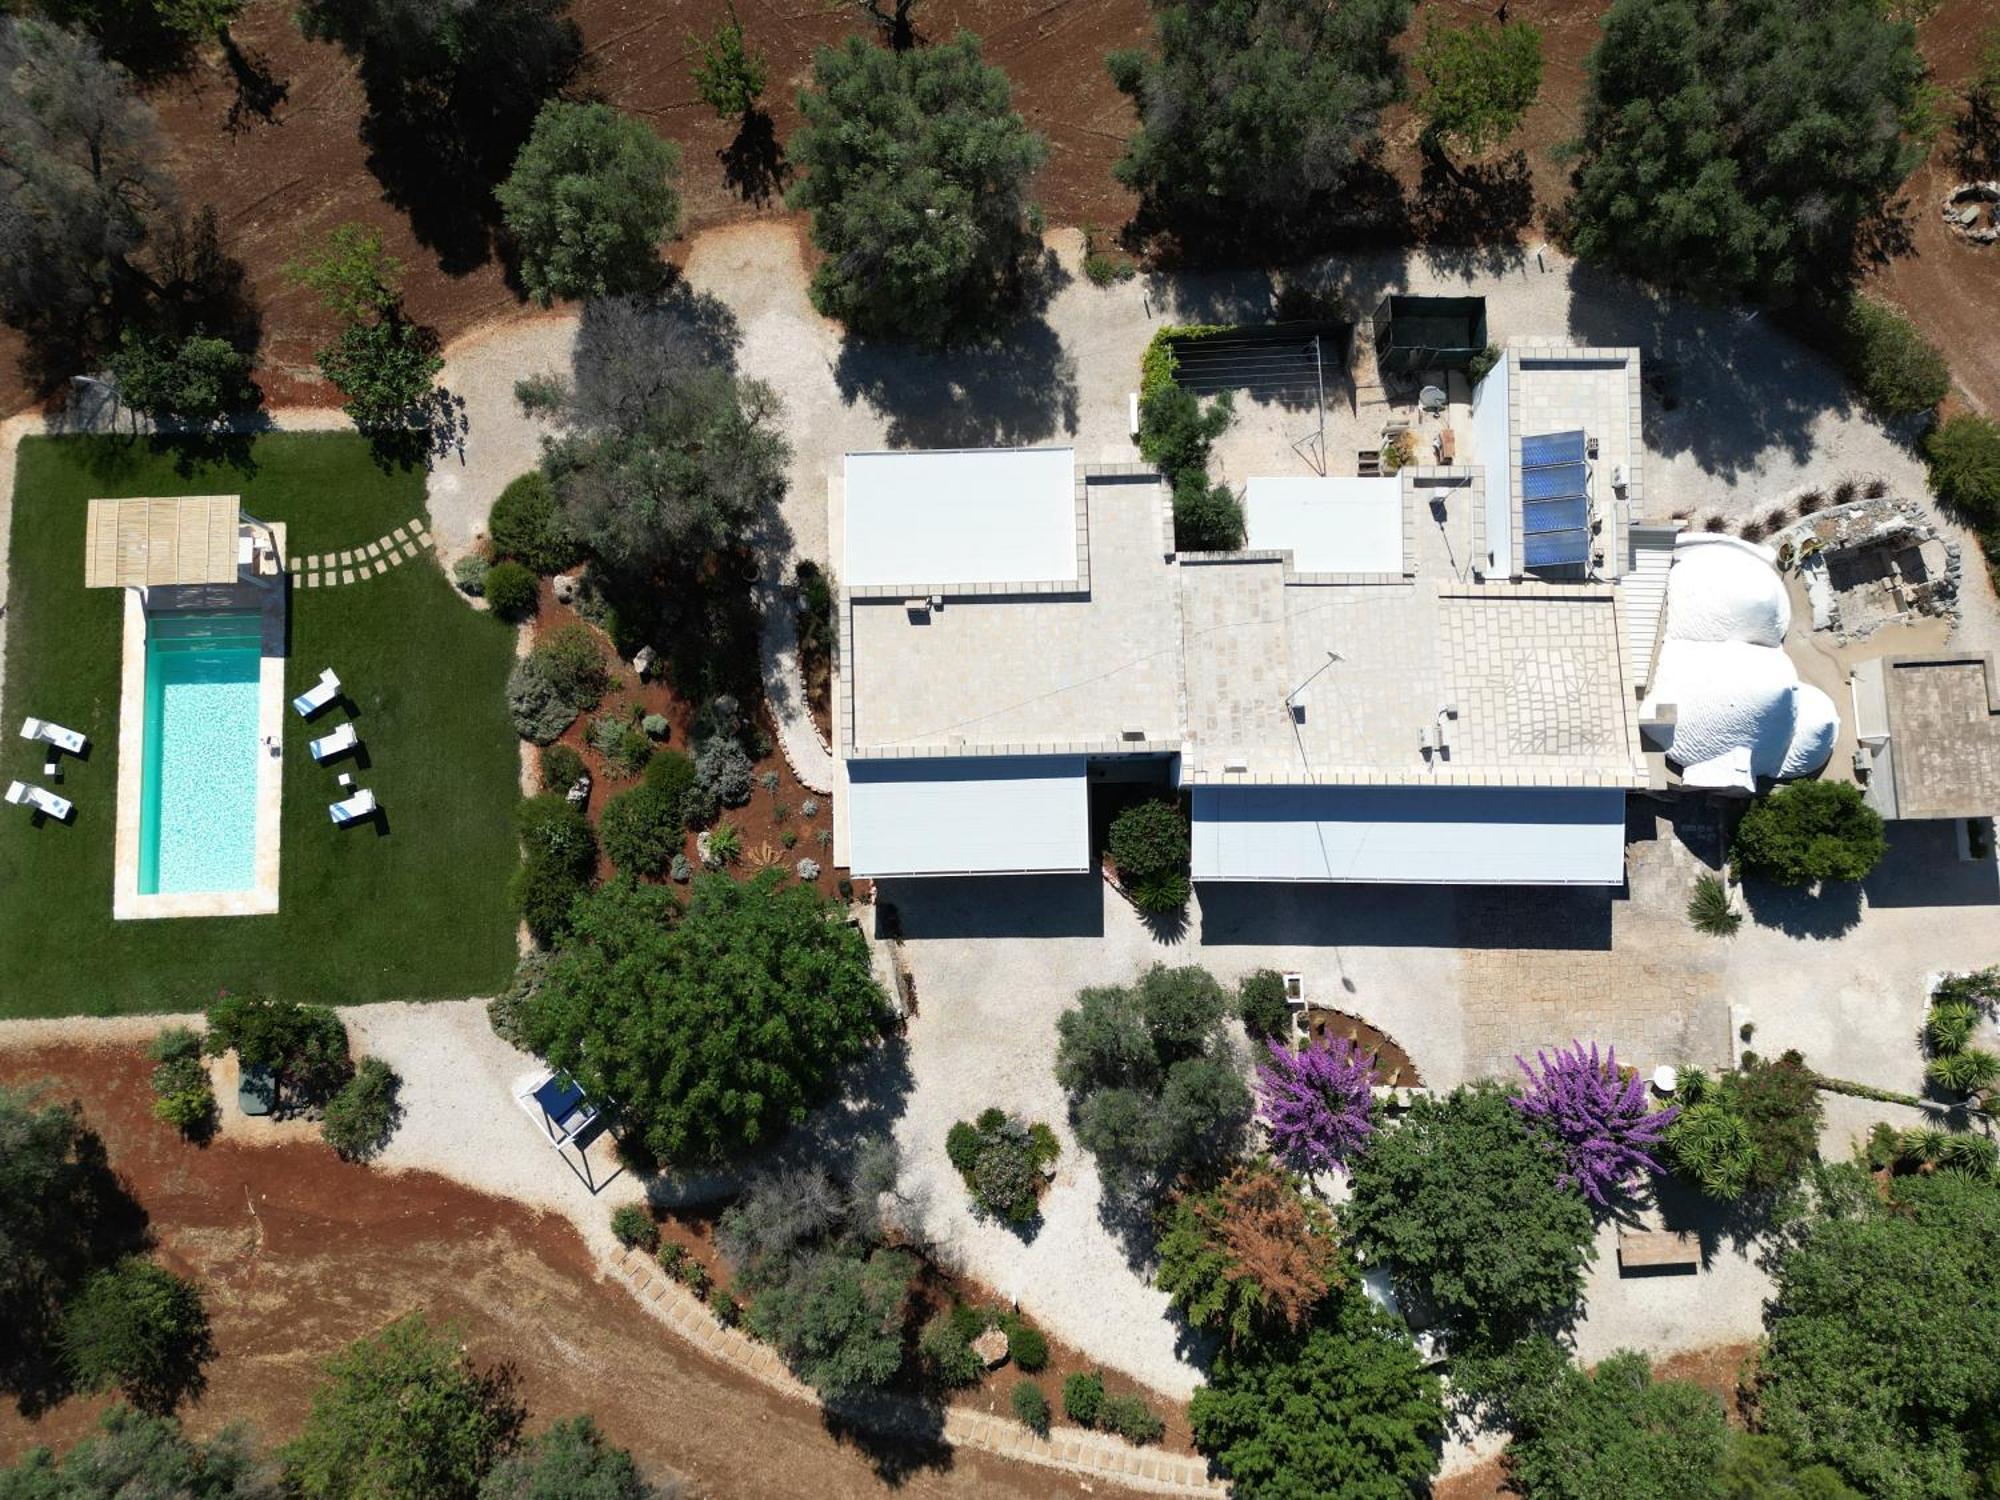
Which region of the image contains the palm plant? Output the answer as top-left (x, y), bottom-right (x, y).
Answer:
top-left (703, 821), bottom-right (742, 869)
top-left (1687, 874), bottom-right (1740, 937)
top-left (1937, 1132), bottom-right (1999, 1178)
top-left (1665, 1100), bottom-right (1755, 1199)
top-left (1926, 1048), bottom-right (2000, 1097)
top-left (1926, 999), bottom-right (1980, 1055)
top-left (1897, 1125), bottom-right (1952, 1168)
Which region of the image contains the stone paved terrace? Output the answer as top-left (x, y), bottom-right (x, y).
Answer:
top-left (1881, 655), bottom-right (2000, 819)
top-left (844, 471), bottom-right (1182, 755)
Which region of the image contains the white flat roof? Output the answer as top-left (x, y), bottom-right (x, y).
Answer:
top-left (843, 448), bottom-right (1078, 588)
top-left (1245, 477), bottom-right (1403, 573)
top-left (1190, 785), bottom-right (1627, 884)
top-left (845, 756), bottom-right (1088, 876)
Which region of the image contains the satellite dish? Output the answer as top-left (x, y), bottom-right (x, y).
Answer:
top-left (1418, 385), bottom-right (1447, 413)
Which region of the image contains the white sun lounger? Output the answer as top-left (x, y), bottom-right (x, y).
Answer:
top-left (309, 722), bottom-right (359, 763)
top-left (292, 668), bottom-right (341, 719)
top-left (18, 718), bottom-right (87, 755)
top-left (329, 788), bottom-right (376, 825)
top-left (5, 780), bottom-right (73, 821)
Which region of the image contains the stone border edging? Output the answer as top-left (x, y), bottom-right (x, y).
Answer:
top-left (607, 1249), bottom-right (1228, 1497)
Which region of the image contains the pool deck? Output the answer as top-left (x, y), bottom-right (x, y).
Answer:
top-left (112, 527), bottom-right (287, 921)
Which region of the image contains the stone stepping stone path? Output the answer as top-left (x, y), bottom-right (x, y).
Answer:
top-left (287, 517), bottom-right (435, 589)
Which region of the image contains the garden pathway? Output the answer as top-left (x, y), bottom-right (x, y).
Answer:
top-left (287, 515), bottom-right (436, 588)
top-left (758, 573), bottom-right (836, 795)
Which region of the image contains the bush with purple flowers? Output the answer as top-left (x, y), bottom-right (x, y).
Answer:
top-left (1513, 1040), bottom-right (1676, 1206)
top-left (1255, 1036), bottom-right (1378, 1175)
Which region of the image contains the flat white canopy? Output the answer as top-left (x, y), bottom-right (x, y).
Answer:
top-left (1191, 784), bottom-right (1627, 885)
top-left (846, 755), bottom-right (1088, 877)
top-left (844, 448), bottom-right (1077, 588)
top-left (1245, 476), bottom-right (1402, 573)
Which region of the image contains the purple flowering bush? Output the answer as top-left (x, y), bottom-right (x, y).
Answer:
top-left (1513, 1040), bottom-right (1677, 1206)
top-left (1255, 1036), bottom-right (1378, 1174)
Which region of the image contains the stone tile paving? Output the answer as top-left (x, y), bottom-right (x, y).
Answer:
top-left (297, 516), bottom-right (434, 588)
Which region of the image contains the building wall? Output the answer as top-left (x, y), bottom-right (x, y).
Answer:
top-left (1471, 356), bottom-right (1512, 577)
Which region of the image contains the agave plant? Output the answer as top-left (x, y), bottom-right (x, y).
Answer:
top-left (1514, 1041), bottom-right (1678, 1206)
top-left (1926, 999), bottom-right (1980, 1055)
top-left (1687, 875), bottom-right (1741, 937)
top-left (1255, 1036), bottom-right (1378, 1176)
top-left (1927, 1048), bottom-right (2000, 1097)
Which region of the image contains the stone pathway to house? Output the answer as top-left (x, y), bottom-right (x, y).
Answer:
top-left (287, 516), bottom-right (436, 588)
top-left (758, 575), bottom-right (836, 795)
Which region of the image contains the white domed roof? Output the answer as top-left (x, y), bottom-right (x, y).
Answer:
top-left (1661, 537), bottom-right (1790, 647)
top-left (1649, 641), bottom-right (1836, 780)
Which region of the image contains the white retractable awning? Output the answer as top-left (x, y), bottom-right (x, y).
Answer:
top-left (1192, 784), bottom-right (1628, 885)
top-left (847, 755), bottom-right (1089, 877)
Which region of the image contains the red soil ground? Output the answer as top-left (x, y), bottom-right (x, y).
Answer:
top-left (0, 1039), bottom-right (1143, 1499)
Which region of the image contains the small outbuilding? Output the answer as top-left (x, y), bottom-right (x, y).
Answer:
top-left (1371, 295), bottom-right (1488, 376)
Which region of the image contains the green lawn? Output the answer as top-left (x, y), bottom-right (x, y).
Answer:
top-left (0, 433), bottom-right (520, 1017)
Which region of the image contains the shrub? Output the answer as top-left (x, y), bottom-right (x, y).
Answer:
top-left (452, 553), bottom-right (489, 596)
top-left (610, 1204), bottom-right (658, 1252)
top-left (1100, 1392), bottom-right (1164, 1446)
top-left (1733, 780), bottom-right (1887, 886)
top-left (482, 560), bottom-right (539, 620)
top-left (1687, 873), bottom-right (1740, 936)
top-left (1108, 799), bottom-right (1190, 913)
top-left (641, 713), bottom-right (669, 740)
top-left (1512, 1040), bottom-right (1676, 1206)
top-left (1666, 1053), bottom-right (1822, 1199)
top-left (919, 1312), bottom-right (985, 1388)
top-left (1189, 1289), bottom-right (1444, 1500)
top-left (589, 715), bottom-right (653, 778)
top-left (316, 316), bottom-right (444, 431)
top-left (1414, 19), bottom-right (1543, 157)
top-left (1055, 964), bottom-right (1250, 1195)
top-left (745, 1245), bottom-right (917, 1398)
top-left (1926, 998), bottom-right (1980, 1055)
top-left (1664, 1098), bottom-right (1758, 1200)
top-left (0, 1407), bottom-right (268, 1496)
top-left (945, 1120), bottom-right (982, 1174)
top-left (1837, 296), bottom-right (1950, 417)
top-left (709, 1286), bottom-right (741, 1326)
top-left (1172, 472), bottom-right (1244, 551)
top-left (1156, 1162), bottom-right (1338, 1345)
top-left (507, 626), bottom-right (607, 744)
top-left (148, 1027), bottom-right (215, 1137)
top-left (1011, 1377), bottom-right (1050, 1434)
top-left (1063, 1371), bottom-right (1104, 1426)
top-left (1006, 1320), bottom-right (1048, 1371)
top-left (488, 471), bottom-right (582, 574)
top-left (515, 874), bottom-right (888, 1166)
top-left (690, 3), bottom-right (767, 119)
top-left (1138, 382), bottom-right (1234, 482)
top-left (477, 1414), bottom-right (649, 1500)
top-left (321, 1059), bottom-right (402, 1163)
top-left (1237, 970), bottom-right (1292, 1042)
top-left (1256, 1036), bottom-right (1378, 1175)
top-left (1927, 413), bottom-right (2000, 525)
top-left (669, 853), bottom-right (692, 883)
top-left (693, 736), bottom-right (753, 810)
top-left (540, 742), bottom-right (585, 795)
top-left (796, 857), bottom-right (820, 881)
top-left (600, 782), bottom-right (682, 878)
top-left (947, 1110), bottom-right (1058, 1222)
top-left (511, 794), bottom-right (598, 945)
top-left (1344, 1082), bottom-right (1594, 1345)
top-left (702, 821), bottom-right (741, 869)
top-left (58, 1259), bottom-right (212, 1412)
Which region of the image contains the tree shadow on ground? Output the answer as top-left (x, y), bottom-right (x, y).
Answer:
top-left (820, 1397), bottom-right (952, 1487)
top-left (831, 313), bottom-right (1080, 449)
top-left (1407, 150), bottom-right (1535, 280)
top-left (1125, 150), bottom-right (1411, 277)
top-left (1563, 260), bottom-right (1846, 482)
top-left (0, 1104), bottom-right (153, 1417)
top-left (720, 109), bottom-right (790, 207)
top-left (1863, 818), bottom-right (2000, 907)
top-left (872, 876), bottom-right (1105, 941)
top-left (1650, 1171), bottom-right (1781, 1265)
top-left (1953, 95), bottom-right (2000, 181)
top-left (221, 32), bottom-right (289, 134)
top-left (1740, 876), bottom-right (1864, 940)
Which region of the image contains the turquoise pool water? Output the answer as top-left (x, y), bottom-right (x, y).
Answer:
top-left (138, 612), bottom-right (262, 896)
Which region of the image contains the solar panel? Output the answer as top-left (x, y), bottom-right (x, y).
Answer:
top-left (1522, 461), bottom-right (1589, 503)
top-left (1521, 429), bottom-right (1587, 468)
top-left (1520, 430), bottom-right (1592, 574)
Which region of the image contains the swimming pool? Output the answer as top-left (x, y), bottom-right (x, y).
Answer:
top-left (138, 612), bottom-right (263, 896)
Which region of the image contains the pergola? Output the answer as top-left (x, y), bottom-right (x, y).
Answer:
top-left (82, 495), bottom-right (243, 589)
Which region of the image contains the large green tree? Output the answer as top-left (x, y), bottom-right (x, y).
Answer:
top-left (105, 328), bottom-right (256, 426)
top-left (1566, 0), bottom-right (1927, 300)
top-left (0, 1405), bottom-right (275, 1498)
top-left (1106, 0), bottom-right (1409, 235)
top-left (1342, 1082), bottom-right (1594, 1345)
top-left (57, 1258), bottom-right (213, 1414)
top-left (1732, 780), bottom-right (1887, 886)
top-left (789, 32), bottom-right (1047, 344)
top-left (283, 1314), bottom-right (523, 1500)
top-left (497, 101), bottom-right (681, 306)
top-left (1755, 1169), bottom-right (2000, 1499)
top-left (1188, 1290), bottom-right (1442, 1500)
top-left (518, 873), bottom-right (889, 1167)
top-left (1505, 1350), bottom-right (1729, 1500)
top-left (518, 296), bottom-right (789, 579)
top-left (1053, 964), bottom-right (1250, 1195)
